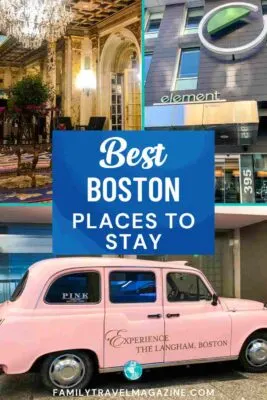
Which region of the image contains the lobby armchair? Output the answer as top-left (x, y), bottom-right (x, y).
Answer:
top-left (55, 117), bottom-right (73, 131)
top-left (76, 117), bottom-right (106, 131)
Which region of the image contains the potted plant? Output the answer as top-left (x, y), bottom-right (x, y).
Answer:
top-left (8, 75), bottom-right (54, 144)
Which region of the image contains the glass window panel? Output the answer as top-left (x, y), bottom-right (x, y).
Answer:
top-left (262, 0), bottom-right (267, 14)
top-left (147, 19), bottom-right (161, 32)
top-left (150, 12), bottom-right (163, 20)
top-left (188, 8), bottom-right (204, 18)
top-left (175, 77), bottom-right (198, 90)
top-left (254, 154), bottom-right (267, 170)
top-left (184, 8), bottom-right (203, 33)
top-left (116, 86), bottom-right (122, 95)
top-left (175, 78), bottom-right (197, 90)
top-left (110, 271), bottom-right (156, 303)
top-left (0, 234), bottom-right (52, 254)
top-left (145, 53), bottom-right (153, 80)
top-left (215, 157), bottom-right (240, 203)
top-left (199, 279), bottom-right (212, 300)
top-left (254, 154), bottom-right (267, 202)
top-left (8, 225), bottom-right (52, 235)
top-left (167, 272), bottom-right (211, 302)
top-left (45, 272), bottom-right (100, 304)
top-left (178, 49), bottom-right (200, 78)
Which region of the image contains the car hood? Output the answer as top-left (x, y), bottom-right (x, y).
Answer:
top-left (221, 297), bottom-right (265, 311)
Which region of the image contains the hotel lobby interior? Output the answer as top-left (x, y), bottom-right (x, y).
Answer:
top-left (0, 0), bottom-right (141, 202)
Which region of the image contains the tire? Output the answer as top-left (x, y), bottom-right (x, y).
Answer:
top-left (40, 350), bottom-right (94, 392)
top-left (239, 332), bottom-right (267, 373)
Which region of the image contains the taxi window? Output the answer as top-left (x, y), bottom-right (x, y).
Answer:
top-left (10, 271), bottom-right (29, 302)
top-left (45, 272), bottom-right (100, 304)
top-left (167, 272), bottom-right (212, 302)
top-left (109, 271), bottom-right (156, 303)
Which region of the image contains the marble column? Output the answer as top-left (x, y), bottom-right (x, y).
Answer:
top-left (80, 37), bottom-right (93, 126)
top-left (63, 36), bottom-right (72, 118)
top-left (40, 58), bottom-right (47, 84)
top-left (71, 36), bottom-right (82, 127)
top-left (4, 68), bottom-right (12, 89)
top-left (18, 67), bottom-right (26, 81)
top-left (47, 40), bottom-right (57, 107)
top-left (46, 41), bottom-right (57, 139)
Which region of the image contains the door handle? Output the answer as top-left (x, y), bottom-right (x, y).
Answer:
top-left (147, 314), bottom-right (162, 319)
top-left (166, 313), bottom-right (180, 318)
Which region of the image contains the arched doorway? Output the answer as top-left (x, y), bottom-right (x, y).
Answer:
top-left (99, 29), bottom-right (141, 130)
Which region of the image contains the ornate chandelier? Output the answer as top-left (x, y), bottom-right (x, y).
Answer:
top-left (0, 0), bottom-right (73, 49)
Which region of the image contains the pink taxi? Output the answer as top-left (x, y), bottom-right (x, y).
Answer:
top-left (0, 257), bottom-right (267, 391)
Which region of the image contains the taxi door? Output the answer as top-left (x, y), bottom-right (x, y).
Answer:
top-left (163, 268), bottom-right (232, 363)
top-left (104, 267), bottom-right (164, 368)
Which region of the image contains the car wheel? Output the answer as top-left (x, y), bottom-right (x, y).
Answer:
top-left (239, 332), bottom-right (267, 372)
top-left (41, 351), bottom-right (94, 391)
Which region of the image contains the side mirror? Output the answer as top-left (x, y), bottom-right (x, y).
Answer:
top-left (211, 293), bottom-right (218, 306)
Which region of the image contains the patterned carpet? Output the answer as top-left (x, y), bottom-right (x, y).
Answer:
top-left (0, 150), bottom-right (52, 203)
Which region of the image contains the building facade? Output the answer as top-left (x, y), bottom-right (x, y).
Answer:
top-left (0, 206), bottom-right (52, 302)
top-left (145, 0), bottom-right (267, 203)
top-left (1, 206), bottom-right (267, 304)
top-left (140, 206), bottom-right (267, 303)
top-left (143, 0), bottom-right (267, 303)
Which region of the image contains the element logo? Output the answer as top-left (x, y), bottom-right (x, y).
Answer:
top-left (198, 2), bottom-right (267, 56)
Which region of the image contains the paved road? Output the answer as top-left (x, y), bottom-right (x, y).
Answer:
top-left (0, 362), bottom-right (267, 400)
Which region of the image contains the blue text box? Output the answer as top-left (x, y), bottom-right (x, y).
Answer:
top-left (53, 130), bottom-right (214, 255)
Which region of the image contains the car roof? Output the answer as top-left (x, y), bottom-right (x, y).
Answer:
top-left (29, 257), bottom-right (199, 276)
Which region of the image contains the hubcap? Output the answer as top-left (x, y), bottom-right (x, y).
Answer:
top-left (246, 339), bottom-right (267, 367)
top-left (49, 354), bottom-right (86, 389)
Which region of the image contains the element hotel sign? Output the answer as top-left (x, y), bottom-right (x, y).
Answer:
top-left (160, 91), bottom-right (221, 104)
top-left (198, 2), bottom-right (267, 56)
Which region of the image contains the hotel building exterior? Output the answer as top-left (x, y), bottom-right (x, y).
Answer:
top-left (143, 0), bottom-right (267, 302)
top-left (145, 0), bottom-right (267, 204)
